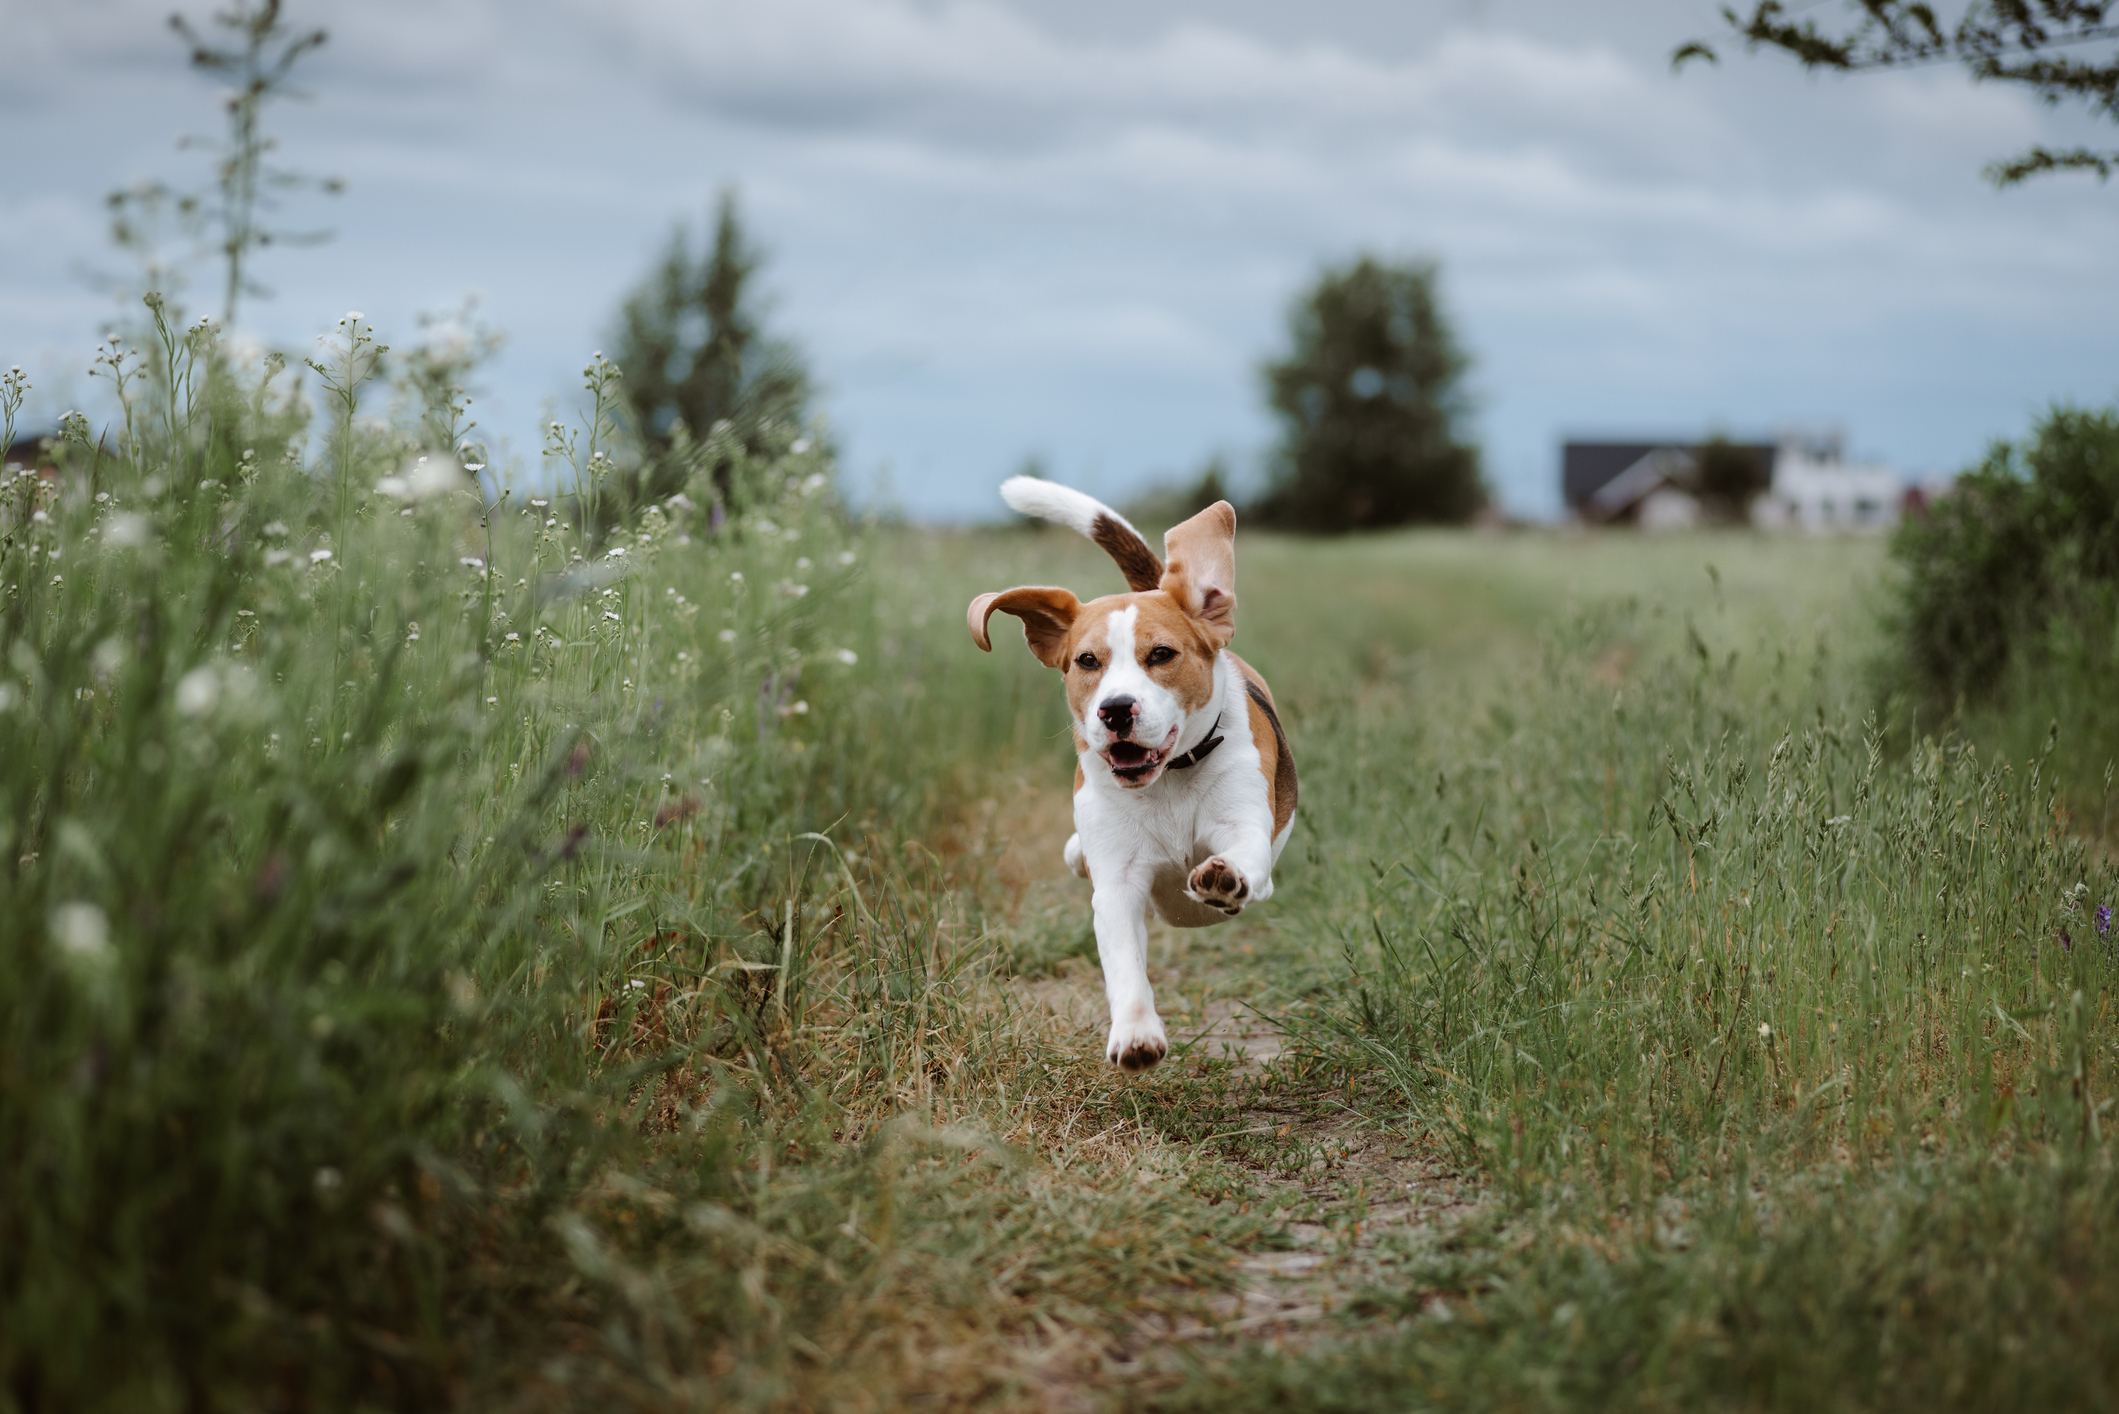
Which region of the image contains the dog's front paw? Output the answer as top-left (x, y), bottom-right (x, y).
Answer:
top-left (1185, 855), bottom-right (1250, 916)
top-left (1106, 1013), bottom-right (1169, 1072)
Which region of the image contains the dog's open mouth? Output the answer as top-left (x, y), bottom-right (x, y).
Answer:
top-left (1104, 736), bottom-right (1171, 785)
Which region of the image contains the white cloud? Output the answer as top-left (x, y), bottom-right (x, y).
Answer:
top-left (590, 0), bottom-right (1717, 166)
top-left (2, 0), bottom-right (2116, 517)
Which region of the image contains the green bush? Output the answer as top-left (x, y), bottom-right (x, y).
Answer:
top-left (1887, 404), bottom-right (2119, 829)
top-left (1893, 404), bottom-right (2119, 707)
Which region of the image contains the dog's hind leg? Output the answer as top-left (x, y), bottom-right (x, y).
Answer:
top-left (1063, 833), bottom-right (1090, 879)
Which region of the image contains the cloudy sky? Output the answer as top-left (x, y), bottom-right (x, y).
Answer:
top-left (6, 0), bottom-right (2118, 518)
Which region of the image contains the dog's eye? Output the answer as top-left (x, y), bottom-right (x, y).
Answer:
top-left (1074, 653), bottom-right (1099, 671)
top-left (1145, 645), bottom-right (1177, 667)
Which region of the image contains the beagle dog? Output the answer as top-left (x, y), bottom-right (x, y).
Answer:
top-left (969, 477), bottom-right (1297, 1071)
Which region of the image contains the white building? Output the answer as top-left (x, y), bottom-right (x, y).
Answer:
top-left (1751, 431), bottom-right (1904, 533)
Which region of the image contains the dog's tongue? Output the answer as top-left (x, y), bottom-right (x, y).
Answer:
top-left (1108, 740), bottom-right (1151, 766)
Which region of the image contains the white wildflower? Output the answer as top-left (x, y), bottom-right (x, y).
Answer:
top-left (103, 512), bottom-right (150, 548)
top-left (718, 629), bottom-right (737, 644)
top-left (308, 548), bottom-right (333, 565)
top-left (833, 648), bottom-right (858, 666)
top-left (51, 902), bottom-right (111, 959)
top-left (175, 666), bottom-right (219, 716)
top-left (375, 453), bottom-right (467, 505)
top-left (405, 454), bottom-right (465, 501)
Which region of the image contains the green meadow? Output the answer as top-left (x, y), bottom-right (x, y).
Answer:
top-left (5, 325), bottom-right (2117, 1413)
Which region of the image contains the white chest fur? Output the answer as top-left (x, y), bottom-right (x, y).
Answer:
top-left (1069, 653), bottom-right (1278, 926)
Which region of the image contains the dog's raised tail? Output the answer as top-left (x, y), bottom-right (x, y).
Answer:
top-left (999, 475), bottom-right (1163, 592)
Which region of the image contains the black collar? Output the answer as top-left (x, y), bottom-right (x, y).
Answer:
top-left (1166, 713), bottom-right (1225, 771)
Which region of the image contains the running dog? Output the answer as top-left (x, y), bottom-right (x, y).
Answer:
top-left (968, 477), bottom-right (1296, 1071)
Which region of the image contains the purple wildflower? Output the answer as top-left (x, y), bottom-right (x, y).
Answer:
top-left (2098, 904), bottom-right (2112, 939)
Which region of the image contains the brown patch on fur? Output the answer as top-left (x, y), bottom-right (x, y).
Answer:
top-left (1242, 678), bottom-right (1298, 837)
top-left (1092, 513), bottom-right (1164, 592)
top-left (968, 586), bottom-right (1082, 668)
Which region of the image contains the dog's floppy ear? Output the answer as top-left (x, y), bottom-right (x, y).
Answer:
top-left (968, 586), bottom-right (1082, 669)
top-left (1160, 501), bottom-right (1237, 645)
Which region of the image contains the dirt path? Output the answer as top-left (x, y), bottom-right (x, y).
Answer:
top-left (967, 772), bottom-right (1481, 1408)
top-left (1015, 963), bottom-right (1482, 1410)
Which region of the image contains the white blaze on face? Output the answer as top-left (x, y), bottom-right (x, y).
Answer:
top-left (1084, 604), bottom-right (1184, 755)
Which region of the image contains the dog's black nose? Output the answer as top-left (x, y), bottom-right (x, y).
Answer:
top-left (1098, 695), bottom-right (1138, 735)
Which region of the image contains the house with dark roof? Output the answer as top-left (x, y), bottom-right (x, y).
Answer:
top-left (1561, 439), bottom-right (1775, 527)
top-left (1565, 434), bottom-right (1907, 531)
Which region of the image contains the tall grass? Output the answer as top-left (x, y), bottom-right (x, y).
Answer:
top-left (0, 302), bottom-right (1253, 1411)
top-left (1154, 579), bottom-right (2119, 1410)
top-left (14, 296), bottom-right (2115, 1410)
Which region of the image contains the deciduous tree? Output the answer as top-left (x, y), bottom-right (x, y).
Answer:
top-left (1255, 256), bottom-right (1483, 531)
top-left (1677, 2), bottom-right (2119, 185)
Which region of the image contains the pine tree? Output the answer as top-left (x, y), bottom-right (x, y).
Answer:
top-left (1256, 256), bottom-right (1483, 531)
top-left (609, 189), bottom-right (810, 510)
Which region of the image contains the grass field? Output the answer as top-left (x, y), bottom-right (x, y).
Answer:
top-left (6, 326), bottom-right (2118, 1411)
